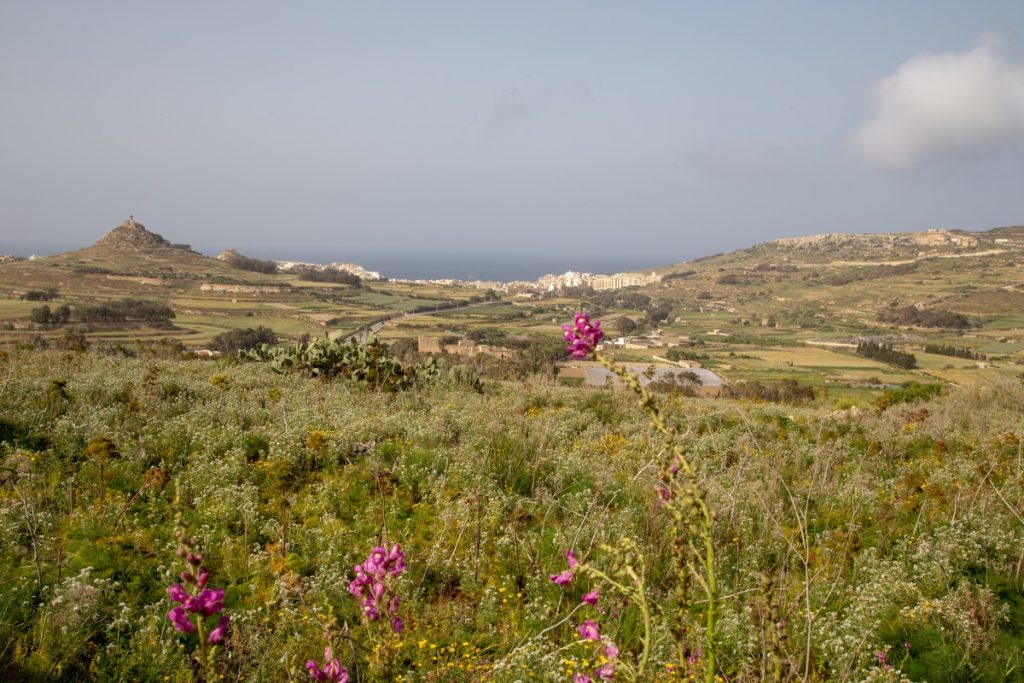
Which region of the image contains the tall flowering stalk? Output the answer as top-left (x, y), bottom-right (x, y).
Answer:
top-left (347, 543), bottom-right (406, 676)
top-left (564, 311), bottom-right (718, 682)
top-left (166, 529), bottom-right (229, 681)
top-left (348, 543), bottom-right (406, 632)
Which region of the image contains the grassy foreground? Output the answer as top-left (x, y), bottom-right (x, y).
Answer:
top-left (0, 348), bottom-right (1022, 681)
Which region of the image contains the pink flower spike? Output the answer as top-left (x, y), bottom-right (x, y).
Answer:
top-left (578, 619), bottom-right (600, 641)
top-left (550, 570), bottom-right (574, 586)
top-left (605, 643), bottom-right (620, 658)
top-left (563, 311), bottom-right (604, 359)
top-left (595, 662), bottom-right (615, 680)
top-left (582, 588), bottom-right (600, 605)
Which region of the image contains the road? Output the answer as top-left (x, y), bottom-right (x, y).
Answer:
top-left (341, 300), bottom-right (501, 343)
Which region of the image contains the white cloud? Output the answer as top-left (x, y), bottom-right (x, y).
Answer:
top-left (852, 41), bottom-right (1024, 169)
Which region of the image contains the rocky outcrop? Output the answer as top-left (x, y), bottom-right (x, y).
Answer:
top-left (199, 283), bottom-right (284, 294)
top-left (93, 218), bottom-right (195, 253)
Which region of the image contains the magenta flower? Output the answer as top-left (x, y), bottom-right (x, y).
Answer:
top-left (167, 584), bottom-right (190, 604)
top-left (207, 615), bottom-right (229, 644)
top-left (582, 588), bottom-right (600, 605)
top-left (168, 606), bottom-right (196, 633)
top-left (549, 569), bottom-right (574, 586)
top-left (391, 616), bottom-right (405, 633)
top-left (550, 548), bottom-right (581, 585)
top-left (605, 643), bottom-right (620, 658)
top-left (195, 588), bottom-right (225, 617)
top-left (563, 311), bottom-right (605, 359)
top-left (595, 662), bottom-right (615, 680)
top-left (306, 646), bottom-right (348, 682)
top-left (578, 619), bottom-right (600, 641)
top-left (574, 675), bottom-right (593, 683)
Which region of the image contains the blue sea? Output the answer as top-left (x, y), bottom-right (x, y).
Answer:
top-left (20, 239), bottom-right (693, 282)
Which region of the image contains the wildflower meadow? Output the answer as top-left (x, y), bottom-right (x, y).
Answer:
top-left (0, 315), bottom-right (1022, 681)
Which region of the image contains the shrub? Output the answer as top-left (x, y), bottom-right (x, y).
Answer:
top-left (209, 326), bottom-right (278, 353)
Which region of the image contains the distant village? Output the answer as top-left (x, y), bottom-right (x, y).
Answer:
top-left (276, 259), bottom-right (664, 293)
top-left (383, 268), bottom-right (662, 293)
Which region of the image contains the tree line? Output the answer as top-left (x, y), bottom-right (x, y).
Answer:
top-left (223, 253), bottom-right (278, 274)
top-left (878, 304), bottom-right (971, 329)
top-left (856, 340), bottom-right (917, 369)
top-left (31, 299), bottom-right (175, 326)
top-left (923, 344), bottom-right (986, 361)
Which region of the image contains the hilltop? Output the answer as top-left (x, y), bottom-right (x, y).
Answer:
top-left (91, 217), bottom-right (192, 252)
top-left (48, 218), bottom-right (244, 278)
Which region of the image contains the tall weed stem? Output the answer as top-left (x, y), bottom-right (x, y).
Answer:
top-left (596, 352), bottom-right (718, 682)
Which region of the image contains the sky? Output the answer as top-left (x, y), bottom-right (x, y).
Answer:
top-left (2, 1), bottom-right (1024, 278)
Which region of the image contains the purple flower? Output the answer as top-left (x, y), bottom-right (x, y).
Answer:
top-left (196, 568), bottom-right (210, 589)
top-left (391, 616), bottom-right (405, 633)
top-left (563, 312), bottom-right (605, 359)
top-left (368, 547), bottom-right (388, 572)
top-left (550, 548), bottom-right (580, 585)
top-left (207, 615), bottom-right (229, 644)
top-left (605, 643), bottom-right (620, 658)
top-left (582, 588), bottom-right (600, 605)
top-left (167, 584), bottom-right (190, 604)
top-left (195, 588), bottom-right (225, 616)
top-left (578, 620), bottom-right (600, 641)
top-left (168, 606), bottom-right (195, 633)
top-left (388, 544), bottom-right (406, 574)
top-left (566, 549), bottom-right (579, 569)
top-left (574, 675), bottom-right (593, 683)
top-left (595, 662), bottom-right (615, 680)
top-left (549, 570), bottom-right (574, 586)
top-left (306, 647), bottom-right (348, 682)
